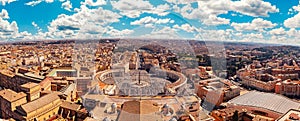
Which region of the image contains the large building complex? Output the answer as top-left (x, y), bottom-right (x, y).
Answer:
top-left (237, 59), bottom-right (300, 98)
top-left (275, 79), bottom-right (300, 98)
top-left (196, 77), bottom-right (240, 107)
top-left (237, 69), bottom-right (281, 92)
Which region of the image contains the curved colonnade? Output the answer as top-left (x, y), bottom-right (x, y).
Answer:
top-left (94, 69), bottom-right (187, 96)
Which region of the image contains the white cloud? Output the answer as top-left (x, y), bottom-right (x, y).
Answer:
top-left (106, 27), bottom-right (134, 37)
top-left (25, 0), bottom-right (42, 6)
top-left (176, 0), bottom-right (278, 26)
top-left (269, 27), bottom-right (286, 36)
top-left (177, 0), bottom-right (231, 25)
top-left (270, 35), bottom-right (287, 42)
top-left (231, 0), bottom-right (279, 17)
top-left (48, 14), bottom-right (81, 32)
top-left (195, 29), bottom-right (233, 40)
top-left (193, 27), bottom-right (295, 44)
top-left (117, 0), bottom-right (148, 9)
top-left (32, 22), bottom-right (38, 28)
top-left (244, 33), bottom-right (264, 39)
top-left (0, 9), bottom-right (31, 41)
top-left (173, 24), bottom-right (196, 33)
top-left (0, 20), bottom-right (18, 33)
top-left (62, 0), bottom-right (72, 11)
top-left (25, 0), bottom-right (54, 6)
top-left (111, 0), bottom-right (153, 18)
top-left (45, 0), bottom-right (53, 3)
top-left (165, 0), bottom-right (198, 4)
top-left (49, 7), bottom-right (120, 31)
top-left (19, 31), bottom-right (32, 38)
top-left (32, 21), bottom-right (42, 32)
top-left (0, 9), bottom-right (9, 19)
top-left (111, 0), bottom-right (170, 18)
top-left (288, 4), bottom-right (300, 15)
top-left (45, 5), bottom-right (122, 39)
top-left (292, 5), bottom-right (300, 12)
top-left (0, 0), bottom-right (17, 6)
top-left (11, 31), bottom-right (33, 40)
top-left (149, 4), bottom-right (170, 16)
top-left (142, 26), bottom-right (180, 39)
top-left (81, 0), bottom-right (106, 6)
top-left (130, 16), bottom-right (173, 27)
top-left (231, 18), bottom-right (277, 31)
top-left (181, 1), bottom-right (229, 19)
top-left (203, 16), bottom-right (230, 25)
top-left (0, 9), bottom-right (30, 40)
top-left (1, 0), bottom-right (290, 44)
top-left (287, 28), bottom-right (299, 37)
top-left (0, 19), bottom-right (29, 40)
top-left (232, 33), bottom-right (265, 43)
top-left (285, 28), bottom-right (300, 44)
top-left (284, 13), bottom-right (300, 28)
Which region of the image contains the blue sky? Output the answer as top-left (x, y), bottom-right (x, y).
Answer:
top-left (0, 0), bottom-right (300, 44)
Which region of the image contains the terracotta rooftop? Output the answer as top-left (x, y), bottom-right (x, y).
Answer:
top-left (177, 95), bottom-right (199, 103)
top-left (21, 82), bottom-right (39, 89)
top-left (276, 109), bottom-right (300, 121)
top-left (20, 93), bottom-right (61, 113)
top-left (15, 73), bottom-right (43, 82)
top-left (212, 108), bottom-right (246, 117)
top-left (289, 113), bottom-right (300, 120)
top-left (283, 79), bottom-right (300, 84)
top-left (0, 89), bottom-right (26, 102)
top-left (61, 101), bottom-right (81, 111)
top-left (24, 72), bottom-right (45, 80)
top-left (39, 77), bottom-right (53, 87)
top-left (0, 70), bottom-right (15, 77)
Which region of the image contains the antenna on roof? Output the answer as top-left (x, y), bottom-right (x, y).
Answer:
top-left (138, 71), bottom-right (141, 85)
